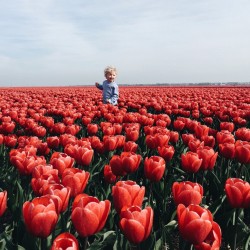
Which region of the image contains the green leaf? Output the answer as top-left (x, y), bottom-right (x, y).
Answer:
top-left (0, 239), bottom-right (6, 250)
top-left (16, 180), bottom-right (24, 205)
top-left (155, 237), bottom-right (162, 250)
top-left (17, 245), bottom-right (26, 250)
top-left (103, 230), bottom-right (115, 240)
top-left (244, 233), bottom-right (250, 250)
top-left (208, 195), bottom-right (226, 216)
top-left (88, 231), bottom-right (116, 250)
top-left (164, 220), bottom-right (178, 230)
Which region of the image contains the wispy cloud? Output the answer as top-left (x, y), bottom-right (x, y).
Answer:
top-left (1, 0), bottom-right (250, 86)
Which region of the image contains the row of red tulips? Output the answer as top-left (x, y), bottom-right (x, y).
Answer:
top-left (0, 86), bottom-right (249, 250)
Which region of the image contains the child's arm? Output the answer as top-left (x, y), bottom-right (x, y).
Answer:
top-left (95, 82), bottom-right (103, 90)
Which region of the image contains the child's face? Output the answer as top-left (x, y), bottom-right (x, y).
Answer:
top-left (105, 71), bottom-right (116, 82)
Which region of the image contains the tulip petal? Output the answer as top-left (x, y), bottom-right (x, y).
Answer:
top-left (120, 219), bottom-right (145, 244)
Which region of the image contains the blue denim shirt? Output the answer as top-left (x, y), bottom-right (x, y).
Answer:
top-left (97, 80), bottom-right (119, 105)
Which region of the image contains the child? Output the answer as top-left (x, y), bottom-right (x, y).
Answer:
top-left (95, 66), bottom-right (119, 105)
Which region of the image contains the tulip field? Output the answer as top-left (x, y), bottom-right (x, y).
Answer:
top-left (0, 85), bottom-right (250, 250)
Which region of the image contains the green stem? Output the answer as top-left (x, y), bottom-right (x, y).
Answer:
top-left (200, 171), bottom-right (205, 188)
top-left (226, 158), bottom-right (231, 180)
top-left (130, 243), bottom-right (139, 250)
top-left (163, 169), bottom-right (168, 213)
top-left (233, 208), bottom-right (239, 250)
top-left (179, 237), bottom-right (191, 250)
top-left (237, 163), bottom-right (244, 179)
top-left (80, 237), bottom-right (88, 250)
top-left (41, 237), bottom-right (47, 250)
top-left (149, 182), bottom-right (153, 207)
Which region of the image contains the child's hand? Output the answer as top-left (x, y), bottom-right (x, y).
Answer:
top-left (95, 82), bottom-right (99, 87)
top-left (106, 99), bottom-right (111, 103)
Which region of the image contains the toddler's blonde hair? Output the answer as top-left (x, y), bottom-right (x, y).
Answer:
top-left (104, 66), bottom-right (117, 76)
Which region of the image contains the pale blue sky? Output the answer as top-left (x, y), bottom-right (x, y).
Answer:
top-left (1, 0), bottom-right (250, 86)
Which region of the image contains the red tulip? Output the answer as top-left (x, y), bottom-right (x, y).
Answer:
top-left (192, 110), bottom-right (200, 119)
top-left (46, 136), bottom-right (60, 149)
top-left (201, 135), bottom-right (215, 148)
top-left (4, 134), bottom-right (17, 148)
top-left (194, 124), bottom-right (210, 139)
top-left (177, 204), bottom-right (213, 245)
top-left (225, 178), bottom-right (250, 208)
top-left (103, 135), bottom-right (119, 151)
top-left (144, 156), bottom-right (166, 182)
top-left (169, 131), bottom-right (179, 144)
top-left (10, 151), bottom-right (46, 175)
top-left (110, 152), bottom-right (142, 176)
top-left (64, 143), bottom-right (94, 166)
top-left (71, 194), bottom-right (110, 237)
top-left (23, 196), bottom-right (59, 238)
top-left (144, 126), bottom-right (155, 135)
top-left (194, 221), bottom-right (222, 250)
top-left (197, 146), bottom-right (218, 171)
top-left (62, 168), bottom-right (90, 197)
top-left (36, 142), bottom-right (50, 156)
top-left (82, 116), bottom-right (92, 126)
top-left (88, 136), bottom-right (101, 148)
top-left (155, 119), bottom-right (167, 127)
top-left (186, 120), bottom-right (199, 132)
top-left (113, 123), bottom-right (123, 134)
top-left (145, 134), bottom-right (157, 149)
top-left (43, 184), bottom-right (71, 213)
top-left (119, 206), bottom-right (153, 244)
top-left (203, 117), bottom-right (213, 126)
top-left (40, 116), bottom-right (54, 128)
top-left (19, 145), bottom-right (38, 156)
top-left (50, 152), bottom-right (75, 176)
top-left (123, 141), bottom-right (138, 153)
top-left (103, 164), bottom-right (118, 184)
top-left (31, 165), bottom-right (60, 196)
top-left (125, 126), bottom-right (140, 142)
top-left (115, 135), bottom-right (126, 149)
top-left (112, 180), bottom-right (145, 214)
top-left (181, 151), bottom-right (203, 173)
top-left (113, 115), bottom-right (124, 124)
top-left (138, 114), bottom-right (153, 126)
top-left (94, 141), bottom-right (105, 154)
top-left (0, 121), bottom-right (15, 134)
top-left (233, 116), bottom-right (247, 126)
top-left (154, 133), bottom-right (170, 147)
top-left (172, 181), bottom-right (203, 206)
top-left (65, 124), bottom-right (81, 135)
top-left (188, 138), bottom-right (204, 152)
top-left (156, 114), bottom-right (171, 127)
top-left (157, 145), bottom-right (175, 162)
top-left (0, 134), bottom-right (4, 145)
top-left (182, 133), bottom-right (195, 146)
top-left (234, 140), bottom-right (250, 164)
top-left (216, 130), bottom-right (235, 145)
top-left (65, 124), bottom-right (81, 136)
top-left (32, 125), bottom-right (47, 137)
top-left (102, 124), bottom-right (116, 136)
top-left (87, 123), bottom-right (99, 135)
top-left (235, 127), bottom-right (250, 142)
top-left (59, 134), bottom-right (77, 147)
top-left (209, 128), bottom-right (218, 137)
top-left (52, 122), bottom-right (66, 135)
top-left (0, 191), bottom-right (7, 217)
top-left (220, 122), bottom-right (234, 132)
top-left (219, 143), bottom-right (235, 159)
top-left (51, 232), bottom-right (79, 250)
top-left (173, 119), bottom-right (186, 131)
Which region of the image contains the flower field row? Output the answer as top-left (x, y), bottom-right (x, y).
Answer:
top-left (0, 86), bottom-right (249, 250)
